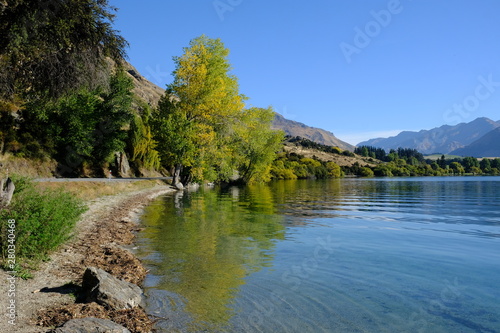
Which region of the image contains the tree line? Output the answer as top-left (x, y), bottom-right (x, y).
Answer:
top-left (352, 146), bottom-right (500, 176)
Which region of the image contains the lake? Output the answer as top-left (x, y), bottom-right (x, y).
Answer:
top-left (137, 177), bottom-right (500, 333)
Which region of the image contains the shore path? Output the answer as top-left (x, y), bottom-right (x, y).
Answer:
top-left (1, 183), bottom-right (176, 333)
top-left (34, 177), bottom-right (173, 182)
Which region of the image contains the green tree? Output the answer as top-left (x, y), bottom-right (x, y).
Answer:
top-left (0, 0), bottom-right (127, 100)
top-left (450, 162), bottom-right (465, 174)
top-left (326, 161), bottom-right (342, 178)
top-left (479, 158), bottom-right (492, 174)
top-left (19, 68), bottom-right (134, 174)
top-left (462, 157), bottom-right (479, 173)
top-left (152, 35), bottom-right (246, 184)
top-left (233, 107), bottom-right (284, 183)
top-left (359, 167), bottom-right (374, 177)
top-left (129, 111), bottom-right (161, 171)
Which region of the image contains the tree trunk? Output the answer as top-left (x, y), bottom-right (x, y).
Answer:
top-left (173, 164), bottom-right (184, 190)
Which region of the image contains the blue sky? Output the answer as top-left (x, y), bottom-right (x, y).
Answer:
top-left (110, 0), bottom-right (500, 145)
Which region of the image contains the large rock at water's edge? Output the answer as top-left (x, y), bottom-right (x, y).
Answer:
top-left (51, 317), bottom-right (131, 333)
top-left (81, 267), bottom-right (143, 310)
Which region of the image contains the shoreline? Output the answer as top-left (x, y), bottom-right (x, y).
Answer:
top-left (2, 183), bottom-right (176, 333)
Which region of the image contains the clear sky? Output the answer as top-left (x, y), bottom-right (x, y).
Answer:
top-left (110, 0), bottom-right (500, 145)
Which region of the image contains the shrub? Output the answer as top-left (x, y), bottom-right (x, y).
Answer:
top-left (0, 175), bottom-right (87, 271)
top-left (359, 167), bottom-right (374, 177)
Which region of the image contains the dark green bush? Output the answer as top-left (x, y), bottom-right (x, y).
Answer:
top-left (0, 175), bottom-right (87, 270)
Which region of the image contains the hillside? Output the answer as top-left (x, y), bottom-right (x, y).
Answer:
top-left (124, 62), bottom-right (165, 106)
top-left (272, 113), bottom-right (355, 151)
top-left (450, 127), bottom-right (500, 157)
top-left (359, 117), bottom-right (500, 154)
top-left (283, 142), bottom-right (379, 167)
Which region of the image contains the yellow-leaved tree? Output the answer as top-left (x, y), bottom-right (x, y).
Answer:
top-left (152, 35), bottom-right (283, 185)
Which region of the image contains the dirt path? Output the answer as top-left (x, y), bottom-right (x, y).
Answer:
top-left (1, 184), bottom-right (176, 333)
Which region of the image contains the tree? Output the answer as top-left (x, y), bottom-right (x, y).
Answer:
top-left (232, 107), bottom-right (284, 183)
top-left (326, 161), bottom-right (342, 178)
top-left (19, 68), bottom-right (134, 174)
top-left (129, 110), bottom-right (161, 171)
top-left (152, 35), bottom-right (246, 184)
top-left (438, 154), bottom-right (447, 168)
top-left (450, 162), bottom-right (465, 175)
top-left (462, 157), bottom-right (479, 173)
top-left (479, 158), bottom-right (492, 174)
top-left (0, 0), bottom-right (127, 100)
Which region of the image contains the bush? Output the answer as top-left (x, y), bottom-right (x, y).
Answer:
top-left (0, 176), bottom-right (87, 270)
top-left (359, 167), bottom-right (374, 177)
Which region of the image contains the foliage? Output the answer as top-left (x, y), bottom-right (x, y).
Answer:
top-left (354, 145), bottom-right (387, 160)
top-left (287, 136), bottom-right (344, 154)
top-left (270, 153), bottom-right (343, 180)
top-left (152, 35), bottom-right (282, 184)
top-left (0, 0), bottom-right (127, 100)
top-left (355, 146), bottom-right (424, 163)
top-left (129, 110), bottom-right (161, 171)
top-left (17, 68), bottom-right (134, 174)
top-left (0, 175), bottom-right (87, 270)
top-left (233, 107), bottom-right (284, 183)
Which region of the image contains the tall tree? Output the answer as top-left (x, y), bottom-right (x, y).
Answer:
top-left (0, 0), bottom-right (127, 100)
top-left (232, 107), bottom-right (284, 183)
top-left (152, 35), bottom-right (246, 184)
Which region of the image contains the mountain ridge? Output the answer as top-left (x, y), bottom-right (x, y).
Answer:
top-left (358, 117), bottom-right (500, 154)
top-left (450, 127), bottom-right (500, 157)
top-left (272, 113), bottom-right (355, 151)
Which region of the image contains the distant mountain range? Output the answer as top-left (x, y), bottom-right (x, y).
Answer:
top-left (450, 127), bottom-right (500, 157)
top-left (359, 117), bottom-right (500, 156)
top-left (272, 113), bottom-right (355, 151)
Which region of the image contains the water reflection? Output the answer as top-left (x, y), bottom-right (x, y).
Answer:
top-left (139, 185), bottom-right (285, 331)
top-left (138, 177), bottom-right (500, 332)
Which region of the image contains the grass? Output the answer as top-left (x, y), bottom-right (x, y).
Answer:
top-left (35, 179), bottom-right (166, 200)
top-left (0, 175), bottom-right (87, 275)
top-left (424, 154), bottom-right (462, 160)
top-left (0, 173), bottom-right (167, 277)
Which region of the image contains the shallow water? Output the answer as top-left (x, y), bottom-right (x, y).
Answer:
top-left (137, 177), bottom-right (500, 332)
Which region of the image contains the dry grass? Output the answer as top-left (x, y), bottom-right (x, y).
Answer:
top-left (0, 155), bottom-right (58, 178)
top-left (35, 303), bottom-right (153, 333)
top-left (35, 179), bottom-right (166, 200)
top-left (283, 144), bottom-right (380, 167)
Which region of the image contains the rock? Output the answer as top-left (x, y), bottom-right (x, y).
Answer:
top-left (174, 181), bottom-right (184, 190)
top-left (115, 152), bottom-right (132, 178)
top-left (0, 177), bottom-right (15, 207)
top-left (51, 317), bottom-right (131, 333)
top-left (81, 267), bottom-right (143, 310)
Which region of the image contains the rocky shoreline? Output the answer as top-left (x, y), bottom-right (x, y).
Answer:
top-left (2, 184), bottom-right (176, 333)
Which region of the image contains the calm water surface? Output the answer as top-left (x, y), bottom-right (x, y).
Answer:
top-left (137, 177), bottom-right (500, 333)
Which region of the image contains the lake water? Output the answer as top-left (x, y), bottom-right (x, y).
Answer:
top-left (137, 177), bottom-right (500, 333)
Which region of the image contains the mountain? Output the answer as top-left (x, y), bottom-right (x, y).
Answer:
top-left (272, 113), bottom-right (355, 151)
top-left (124, 62), bottom-right (165, 106)
top-left (358, 117), bottom-right (500, 154)
top-left (450, 127), bottom-right (500, 157)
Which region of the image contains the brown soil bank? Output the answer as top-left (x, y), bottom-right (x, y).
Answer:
top-left (1, 183), bottom-right (176, 333)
